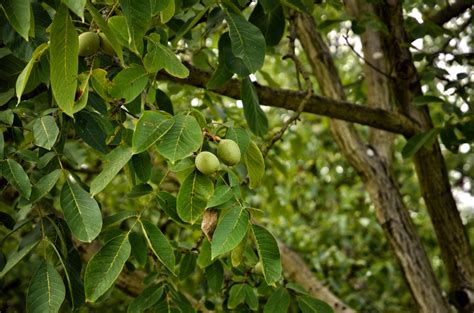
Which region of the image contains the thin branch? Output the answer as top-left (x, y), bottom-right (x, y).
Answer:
top-left (428, 0), bottom-right (473, 25)
top-left (342, 34), bottom-right (392, 79)
top-left (157, 64), bottom-right (421, 136)
top-left (262, 14), bottom-right (314, 157)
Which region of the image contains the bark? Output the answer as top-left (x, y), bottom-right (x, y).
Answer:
top-left (377, 2), bottom-right (474, 311)
top-left (294, 11), bottom-right (451, 312)
top-left (278, 242), bottom-right (355, 313)
top-left (158, 66), bottom-right (419, 136)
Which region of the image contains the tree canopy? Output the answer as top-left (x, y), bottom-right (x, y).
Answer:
top-left (0, 0), bottom-right (473, 312)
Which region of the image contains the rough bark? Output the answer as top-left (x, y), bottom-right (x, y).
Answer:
top-left (279, 242), bottom-right (355, 313)
top-left (294, 12), bottom-right (451, 312)
top-left (377, 2), bottom-right (474, 311)
top-left (158, 66), bottom-right (419, 136)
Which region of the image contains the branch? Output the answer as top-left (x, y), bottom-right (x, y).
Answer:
top-left (429, 0), bottom-right (473, 25)
top-left (157, 64), bottom-right (420, 136)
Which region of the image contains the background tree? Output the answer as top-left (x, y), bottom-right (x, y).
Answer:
top-left (0, 0), bottom-right (473, 312)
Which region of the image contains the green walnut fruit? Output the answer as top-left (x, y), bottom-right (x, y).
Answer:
top-left (195, 151), bottom-right (220, 175)
top-left (99, 33), bottom-right (115, 56)
top-left (217, 139), bottom-right (241, 166)
top-left (78, 32), bottom-right (100, 56)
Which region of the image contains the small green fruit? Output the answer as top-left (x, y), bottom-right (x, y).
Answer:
top-left (217, 139), bottom-right (241, 166)
top-left (99, 33), bottom-right (115, 56)
top-left (78, 32), bottom-right (100, 56)
top-left (195, 151), bottom-right (220, 175)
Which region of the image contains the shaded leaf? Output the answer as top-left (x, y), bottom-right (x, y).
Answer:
top-left (109, 65), bottom-right (148, 104)
top-left (84, 234), bottom-right (131, 302)
top-left (402, 128), bottom-right (440, 159)
top-left (243, 141), bottom-right (265, 189)
top-left (30, 169), bottom-right (61, 203)
top-left (16, 43), bottom-right (48, 103)
top-left (206, 261), bottom-right (224, 293)
top-left (264, 288), bottom-right (290, 313)
top-left (241, 78), bottom-right (268, 137)
top-left (1, 159), bottom-right (32, 199)
top-left (63, 0), bottom-right (86, 21)
top-left (119, 0), bottom-right (151, 53)
top-left (228, 284), bottom-right (246, 309)
top-left (177, 171), bottom-right (214, 224)
top-left (225, 12), bottom-right (266, 73)
top-left (0, 239), bottom-right (39, 278)
top-left (2, 0), bottom-right (31, 40)
top-left (128, 284), bottom-right (164, 313)
top-left (32, 116), bottom-right (59, 150)
top-left (90, 146), bottom-right (133, 196)
top-left (252, 224), bottom-right (281, 285)
top-left (226, 127), bottom-right (251, 155)
top-left (297, 295), bottom-right (334, 313)
top-left (26, 262), bottom-right (65, 313)
top-left (60, 178), bottom-right (102, 242)
top-left (144, 34), bottom-right (189, 78)
top-left (141, 220), bottom-right (175, 273)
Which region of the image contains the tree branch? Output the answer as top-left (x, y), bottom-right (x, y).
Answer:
top-left (157, 64), bottom-right (420, 136)
top-left (429, 0), bottom-right (473, 25)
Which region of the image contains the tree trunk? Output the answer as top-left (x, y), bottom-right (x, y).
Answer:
top-left (376, 2), bottom-right (474, 311)
top-left (294, 11), bottom-right (451, 312)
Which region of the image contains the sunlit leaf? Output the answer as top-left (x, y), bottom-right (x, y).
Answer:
top-left (252, 224), bottom-right (281, 286)
top-left (177, 171), bottom-right (214, 224)
top-left (243, 141), bottom-right (265, 189)
top-left (32, 116), bottom-right (59, 150)
top-left (211, 207), bottom-right (249, 259)
top-left (141, 220), bottom-right (176, 273)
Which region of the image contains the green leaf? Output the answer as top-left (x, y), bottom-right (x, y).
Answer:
top-left (132, 111), bottom-right (174, 154)
top-left (402, 128), bottom-right (440, 159)
top-left (211, 207), bottom-right (249, 259)
top-left (16, 43), bottom-right (48, 103)
top-left (225, 11), bottom-right (266, 73)
top-left (32, 116), bottom-right (59, 150)
top-left (84, 234), bottom-right (131, 302)
top-left (90, 146), bottom-right (133, 196)
top-left (140, 220), bottom-right (175, 273)
top-left (128, 284), bottom-right (164, 313)
top-left (103, 211), bottom-right (136, 228)
top-left (241, 78), bottom-right (268, 137)
top-left (30, 169), bottom-right (61, 203)
top-left (264, 288), bottom-right (290, 313)
top-left (26, 262), bottom-right (65, 313)
top-left (243, 284), bottom-right (258, 311)
top-left (228, 284), bottom-right (246, 309)
top-left (50, 4), bottom-right (78, 117)
top-left (218, 32), bottom-right (250, 77)
top-left (205, 261), bottom-right (223, 293)
top-left (207, 185), bottom-right (234, 208)
top-left (119, 0), bottom-right (151, 53)
top-left (74, 111), bottom-right (111, 154)
top-left (0, 159), bottom-right (32, 199)
top-left (197, 238), bottom-right (212, 269)
top-left (297, 295), bottom-right (334, 313)
top-left (156, 192), bottom-right (183, 223)
top-left (0, 88), bottom-right (14, 106)
top-left (178, 252), bottom-right (197, 280)
top-left (156, 114), bottom-right (203, 162)
top-left (109, 65), bottom-right (148, 104)
top-left (144, 34), bottom-right (189, 78)
top-left (226, 127), bottom-right (251, 155)
top-left (131, 153), bottom-right (152, 182)
top-left (129, 232), bottom-right (148, 267)
top-left (249, 2), bottom-right (285, 46)
top-left (60, 178), bottom-right (102, 242)
top-left (151, 0), bottom-right (171, 14)
top-left (63, 0), bottom-right (86, 21)
top-left (413, 95), bottom-right (445, 105)
top-left (207, 61), bottom-right (233, 89)
top-left (86, 2), bottom-right (124, 63)
top-left (160, 0), bottom-right (175, 23)
top-left (0, 239), bottom-right (39, 278)
top-left (243, 141), bottom-right (265, 189)
top-left (177, 171), bottom-right (214, 224)
top-left (252, 224), bottom-right (281, 286)
top-left (1, 0), bottom-right (31, 40)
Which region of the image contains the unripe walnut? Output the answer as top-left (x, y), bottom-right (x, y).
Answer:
top-left (217, 139), bottom-right (241, 166)
top-left (99, 33), bottom-right (115, 56)
top-left (195, 151), bottom-right (220, 175)
top-left (78, 32), bottom-right (100, 57)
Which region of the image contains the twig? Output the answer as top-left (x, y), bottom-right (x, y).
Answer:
top-left (262, 13), bottom-right (313, 157)
top-left (342, 34), bottom-right (392, 80)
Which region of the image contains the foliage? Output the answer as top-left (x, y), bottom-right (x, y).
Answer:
top-left (0, 0), bottom-right (472, 312)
